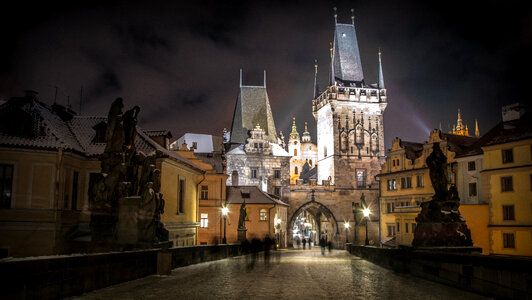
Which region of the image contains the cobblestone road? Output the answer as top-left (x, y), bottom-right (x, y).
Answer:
top-left (73, 248), bottom-right (490, 300)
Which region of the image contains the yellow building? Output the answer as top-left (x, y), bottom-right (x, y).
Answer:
top-left (0, 92), bottom-right (203, 256)
top-left (481, 104), bottom-right (531, 256)
top-left (173, 141), bottom-right (229, 245)
top-left (378, 129), bottom-right (478, 247)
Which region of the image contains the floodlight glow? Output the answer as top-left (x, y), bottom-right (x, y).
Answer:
top-left (363, 208), bottom-right (370, 217)
top-left (344, 222), bottom-right (350, 229)
top-left (221, 206), bottom-right (229, 216)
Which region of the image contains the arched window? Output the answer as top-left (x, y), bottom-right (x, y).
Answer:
top-left (260, 209), bottom-right (267, 221)
top-left (295, 167), bottom-right (299, 174)
top-left (294, 149), bottom-right (297, 156)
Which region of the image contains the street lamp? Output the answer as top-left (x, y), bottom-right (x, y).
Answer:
top-left (274, 217), bottom-right (282, 248)
top-left (363, 208), bottom-right (370, 246)
top-left (344, 222), bottom-right (350, 244)
top-left (221, 206), bottom-right (229, 244)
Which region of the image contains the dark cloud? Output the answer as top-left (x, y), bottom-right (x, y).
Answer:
top-left (1, 0), bottom-right (531, 149)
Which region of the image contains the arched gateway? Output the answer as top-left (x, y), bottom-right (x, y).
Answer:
top-left (288, 200), bottom-right (339, 247)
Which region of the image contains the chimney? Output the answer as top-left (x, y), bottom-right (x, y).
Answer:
top-left (502, 103), bottom-right (525, 122)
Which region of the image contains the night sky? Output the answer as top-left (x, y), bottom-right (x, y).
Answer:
top-left (1, 0), bottom-right (530, 149)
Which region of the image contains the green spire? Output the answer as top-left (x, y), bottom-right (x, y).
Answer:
top-left (290, 117), bottom-right (300, 140)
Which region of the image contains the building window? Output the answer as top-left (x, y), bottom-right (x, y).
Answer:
top-left (274, 169), bottom-right (281, 179)
top-left (416, 175), bottom-right (424, 187)
top-left (324, 146), bottom-right (327, 157)
top-left (502, 149), bottom-right (514, 164)
top-left (387, 225), bottom-right (396, 237)
top-left (503, 233), bottom-right (515, 248)
top-left (411, 223), bottom-right (417, 233)
top-left (251, 168), bottom-right (258, 179)
top-left (387, 179), bottom-right (397, 191)
top-left (0, 164), bottom-right (13, 209)
top-left (468, 161), bottom-right (476, 171)
top-left (72, 171), bottom-right (79, 210)
top-left (405, 223), bottom-right (409, 233)
top-left (260, 209), bottom-right (267, 221)
top-left (468, 182), bottom-right (477, 197)
top-left (200, 185), bottom-right (208, 200)
top-left (294, 149), bottom-right (297, 156)
top-left (192, 142), bottom-right (198, 149)
top-left (356, 169), bottom-right (366, 188)
top-left (406, 177), bottom-right (412, 188)
top-left (502, 205), bottom-right (515, 221)
top-left (200, 213), bottom-right (208, 228)
top-left (294, 167), bottom-right (298, 175)
top-left (501, 176), bottom-right (513, 192)
top-left (396, 222), bottom-right (400, 233)
top-left (178, 179), bottom-right (185, 214)
top-left (386, 202), bottom-right (395, 213)
top-left (274, 186), bottom-right (280, 196)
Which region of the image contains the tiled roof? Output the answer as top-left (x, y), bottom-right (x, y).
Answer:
top-left (144, 130), bottom-right (172, 138)
top-left (0, 97), bottom-right (204, 173)
top-left (441, 133), bottom-right (478, 156)
top-left (195, 153), bottom-right (224, 173)
top-left (400, 141), bottom-right (424, 161)
top-left (227, 186), bottom-right (288, 206)
top-left (229, 86), bottom-right (278, 145)
top-left (483, 112), bottom-right (532, 147)
top-left (333, 23), bottom-right (364, 85)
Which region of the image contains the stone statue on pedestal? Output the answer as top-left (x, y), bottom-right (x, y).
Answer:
top-left (88, 98), bottom-right (170, 248)
top-left (412, 143), bottom-right (473, 247)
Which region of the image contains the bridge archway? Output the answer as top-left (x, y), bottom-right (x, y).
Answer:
top-left (288, 201), bottom-right (339, 248)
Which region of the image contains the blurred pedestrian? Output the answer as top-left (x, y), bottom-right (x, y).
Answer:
top-left (302, 238), bottom-right (306, 250)
top-left (263, 235), bottom-right (272, 265)
top-left (319, 236), bottom-right (326, 255)
top-left (296, 236), bottom-right (301, 249)
top-left (327, 241), bottom-right (332, 254)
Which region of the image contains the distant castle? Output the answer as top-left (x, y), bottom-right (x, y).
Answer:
top-left (442, 109), bottom-right (480, 137)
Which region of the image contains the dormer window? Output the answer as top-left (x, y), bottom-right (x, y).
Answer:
top-left (92, 122), bottom-right (107, 143)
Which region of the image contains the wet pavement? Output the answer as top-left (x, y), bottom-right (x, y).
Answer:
top-left (73, 248), bottom-right (490, 299)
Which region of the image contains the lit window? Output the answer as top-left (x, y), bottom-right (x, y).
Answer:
top-left (294, 149), bottom-right (297, 156)
top-left (200, 185), bottom-right (208, 200)
top-left (356, 170), bottom-right (366, 188)
top-left (260, 209), bottom-right (267, 221)
top-left (200, 213), bottom-right (208, 228)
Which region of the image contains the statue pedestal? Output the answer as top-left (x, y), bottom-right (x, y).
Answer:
top-left (117, 196), bottom-right (141, 244)
top-left (238, 228), bottom-right (247, 242)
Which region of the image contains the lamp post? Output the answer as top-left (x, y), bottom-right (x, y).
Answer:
top-left (221, 206), bottom-right (228, 244)
top-left (363, 208), bottom-right (370, 246)
top-left (344, 222), bottom-right (350, 244)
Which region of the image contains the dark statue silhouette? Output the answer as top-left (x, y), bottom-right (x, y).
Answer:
top-left (412, 142), bottom-right (473, 247)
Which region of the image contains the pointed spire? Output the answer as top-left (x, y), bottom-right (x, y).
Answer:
top-left (333, 7), bottom-right (337, 24)
top-left (314, 59), bottom-right (320, 99)
top-left (351, 8), bottom-right (355, 25)
top-left (475, 119), bottom-right (480, 137)
top-left (302, 121), bottom-right (311, 142)
top-left (439, 122), bottom-right (442, 131)
top-left (329, 42), bottom-right (335, 86)
top-left (290, 117), bottom-right (300, 140)
top-left (239, 68), bottom-right (242, 87)
top-left (378, 49), bottom-right (385, 89)
top-left (263, 70), bottom-right (266, 88)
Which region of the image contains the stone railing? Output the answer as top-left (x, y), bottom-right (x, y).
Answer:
top-left (0, 244), bottom-right (243, 300)
top-left (348, 245), bottom-right (532, 299)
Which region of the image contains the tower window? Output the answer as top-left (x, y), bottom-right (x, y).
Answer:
top-left (251, 168), bottom-right (258, 179)
top-left (324, 146), bottom-right (327, 157)
top-left (294, 167), bottom-right (298, 175)
top-left (274, 169), bottom-right (281, 179)
top-left (294, 149), bottom-right (297, 156)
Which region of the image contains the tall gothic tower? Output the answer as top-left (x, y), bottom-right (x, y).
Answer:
top-left (313, 10), bottom-right (387, 188)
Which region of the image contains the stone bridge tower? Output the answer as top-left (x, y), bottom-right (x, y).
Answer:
top-left (313, 11), bottom-right (387, 189)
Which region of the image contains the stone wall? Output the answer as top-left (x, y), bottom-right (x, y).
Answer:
top-left (348, 245), bottom-right (532, 299)
top-left (0, 244), bottom-right (242, 300)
